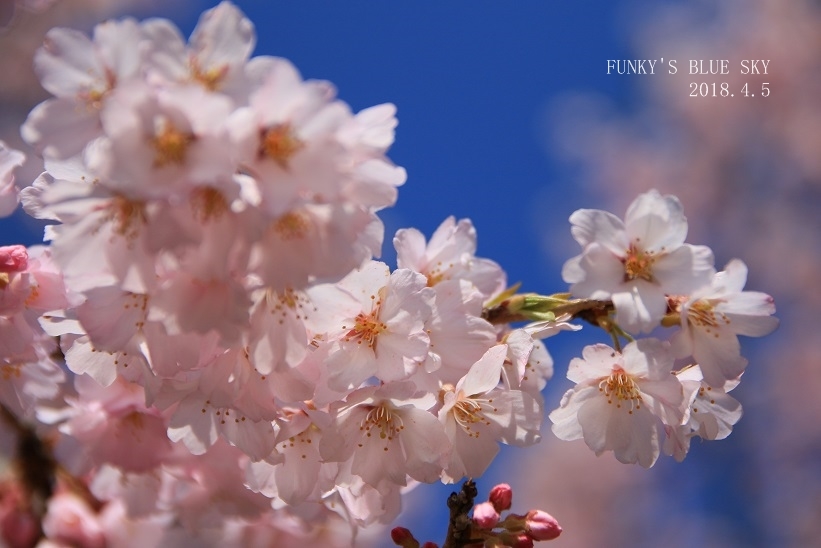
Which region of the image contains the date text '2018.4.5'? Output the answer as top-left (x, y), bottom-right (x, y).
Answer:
top-left (689, 82), bottom-right (770, 97)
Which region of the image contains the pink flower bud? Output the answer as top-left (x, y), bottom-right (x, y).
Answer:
top-left (472, 501), bottom-right (500, 529)
top-left (500, 531), bottom-right (534, 548)
top-left (525, 509), bottom-right (562, 541)
top-left (0, 245), bottom-right (27, 273)
top-left (488, 483), bottom-right (513, 512)
top-left (391, 526), bottom-right (420, 548)
top-left (421, 543), bottom-right (439, 548)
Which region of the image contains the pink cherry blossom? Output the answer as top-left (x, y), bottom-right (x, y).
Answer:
top-left (670, 259), bottom-right (778, 387)
top-left (439, 345), bottom-right (542, 483)
top-left (549, 339), bottom-right (686, 467)
top-left (563, 189), bottom-right (715, 333)
top-left (394, 216), bottom-right (506, 300)
top-left (319, 382), bottom-right (450, 488)
top-left (663, 365), bottom-right (742, 462)
top-left (325, 262), bottom-right (433, 390)
top-left (21, 18), bottom-right (146, 159)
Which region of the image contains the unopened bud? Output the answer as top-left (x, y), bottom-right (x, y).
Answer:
top-left (472, 501), bottom-right (500, 529)
top-left (391, 526), bottom-right (420, 548)
top-left (525, 510), bottom-right (562, 541)
top-left (500, 531), bottom-right (534, 548)
top-left (0, 245), bottom-right (27, 273)
top-left (488, 483), bottom-right (513, 512)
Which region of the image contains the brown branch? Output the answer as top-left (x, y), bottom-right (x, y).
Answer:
top-left (442, 480), bottom-right (479, 548)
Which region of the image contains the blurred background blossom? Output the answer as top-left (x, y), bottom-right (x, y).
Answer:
top-left (1, 0), bottom-right (818, 546)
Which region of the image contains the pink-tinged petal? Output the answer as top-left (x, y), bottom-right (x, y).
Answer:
top-left (190, 1), bottom-right (255, 74)
top-left (458, 345), bottom-right (507, 396)
top-left (495, 389), bottom-right (542, 446)
top-left (427, 279), bottom-right (498, 381)
top-left (568, 208), bottom-right (627, 253)
top-left (218, 417), bottom-right (276, 462)
top-left (567, 344), bottom-right (621, 383)
top-left (76, 287), bottom-right (145, 352)
top-left (669, 327), bottom-right (695, 359)
top-left (692, 327), bottom-right (748, 387)
top-left (398, 408), bottom-right (450, 483)
top-left (352, 436), bottom-right (407, 487)
top-left (613, 282), bottom-right (667, 333)
top-left (21, 98), bottom-right (101, 159)
top-left (723, 307), bottom-right (779, 337)
top-left (376, 331), bottom-right (429, 382)
top-left (578, 396), bottom-right (659, 468)
top-left (654, 244), bottom-right (715, 294)
top-left (694, 390), bottom-right (742, 440)
top-left (168, 395), bottom-right (219, 455)
top-left (347, 159), bottom-right (403, 209)
top-left (343, 103), bottom-right (398, 150)
top-left (34, 27), bottom-right (99, 97)
top-left (427, 217), bottom-right (476, 261)
top-left (326, 341), bottom-right (377, 391)
top-left (92, 18), bottom-right (143, 82)
top-left (394, 227), bottom-right (428, 271)
top-left (624, 190), bottom-right (687, 252)
top-left (712, 258), bottom-right (748, 294)
top-left (549, 386), bottom-right (598, 441)
top-left (274, 445), bottom-right (320, 505)
top-left (444, 424), bottom-right (499, 482)
top-left (621, 338), bottom-right (674, 380)
top-left (637, 377), bottom-right (685, 427)
top-left (564, 242), bottom-right (625, 298)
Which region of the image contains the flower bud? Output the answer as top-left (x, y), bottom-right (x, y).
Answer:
top-left (391, 527), bottom-right (420, 548)
top-left (0, 245), bottom-right (27, 273)
top-left (488, 483), bottom-right (513, 512)
top-left (499, 531), bottom-right (534, 548)
top-left (525, 509), bottom-right (562, 541)
top-left (472, 501), bottom-right (500, 529)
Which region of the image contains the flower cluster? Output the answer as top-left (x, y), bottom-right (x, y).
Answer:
top-left (0, 2), bottom-right (550, 544)
top-left (551, 190), bottom-right (778, 467)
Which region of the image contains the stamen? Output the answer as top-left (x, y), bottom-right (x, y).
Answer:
top-left (623, 243), bottom-right (655, 282)
top-left (598, 368), bottom-right (643, 411)
top-left (152, 119), bottom-right (195, 168)
top-left (190, 187), bottom-right (228, 223)
top-left (259, 124), bottom-right (304, 169)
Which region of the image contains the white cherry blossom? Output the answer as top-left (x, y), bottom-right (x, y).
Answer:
top-left (319, 382), bottom-right (450, 488)
top-left (663, 365), bottom-right (742, 461)
top-left (670, 259), bottom-right (778, 387)
top-left (438, 344), bottom-right (542, 483)
top-left (563, 189), bottom-right (715, 333)
top-left (550, 339), bottom-right (686, 468)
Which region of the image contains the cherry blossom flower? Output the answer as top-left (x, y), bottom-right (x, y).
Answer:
top-left (670, 259), bottom-right (778, 387)
top-left (663, 365), bottom-right (742, 462)
top-left (438, 345), bottom-right (542, 482)
top-left (563, 189), bottom-right (715, 333)
top-left (549, 339), bottom-right (686, 467)
top-left (325, 261), bottom-right (433, 390)
top-left (394, 216), bottom-right (506, 300)
top-left (319, 382), bottom-right (450, 488)
top-left (21, 18), bottom-right (146, 159)
top-left (141, 0), bottom-right (256, 99)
